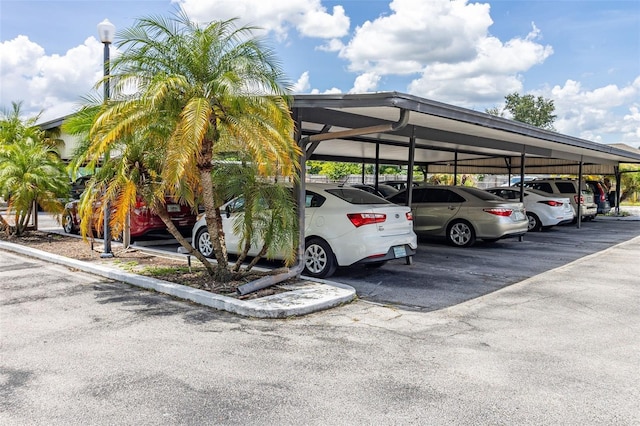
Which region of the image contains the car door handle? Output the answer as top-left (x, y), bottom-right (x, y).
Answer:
top-left (448, 205), bottom-right (456, 210)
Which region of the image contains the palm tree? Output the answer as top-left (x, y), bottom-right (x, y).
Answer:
top-left (0, 103), bottom-right (69, 236)
top-left (74, 12), bottom-right (300, 282)
top-left (64, 105), bottom-right (217, 276)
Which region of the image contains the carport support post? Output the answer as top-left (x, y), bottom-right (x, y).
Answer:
top-left (614, 166), bottom-right (621, 215)
top-left (504, 157), bottom-right (512, 186)
top-left (576, 159), bottom-right (583, 229)
top-left (406, 130), bottom-right (416, 206)
top-left (374, 143), bottom-right (380, 191)
top-left (453, 151), bottom-right (458, 185)
top-left (518, 152), bottom-right (526, 242)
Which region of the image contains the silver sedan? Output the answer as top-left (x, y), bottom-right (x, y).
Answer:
top-left (387, 185), bottom-right (528, 247)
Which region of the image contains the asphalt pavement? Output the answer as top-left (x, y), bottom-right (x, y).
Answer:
top-left (15, 208), bottom-right (640, 315)
top-left (1, 231), bottom-right (639, 424)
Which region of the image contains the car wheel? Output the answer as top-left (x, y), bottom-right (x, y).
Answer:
top-left (447, 220), bottom-right (475, 247)
top-left (304, 238), bottom-right (337, 278)
top-left (527, 212), bottom-right (542, 232)
top-left (194, 227), bottom-right (214, 258)
top-left (62, 211), bottom-right (77, 234)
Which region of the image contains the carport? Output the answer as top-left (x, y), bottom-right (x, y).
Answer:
top-left (291, 92), bottom-right (640, 218)
top-left (234, 91), bottom-right (640, 295)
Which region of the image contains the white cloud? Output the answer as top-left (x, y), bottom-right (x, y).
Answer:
top-left (349, 73), bottom-right (381, 93)
top-left (333, 0), bottom-right (553, 108)
top-left (407, 27), bottom-right (553, 106)
top-left (543, 77), bottom-right (640, 143)
top-left (176, 0), bottom-right (349, 40)
top-left (317, 38), bottom-right (344, 53)
top-left (0, 35), bottom-right (105, 122)
top-left (310, 87), bottom-right (342, 95)
top-left (292, 71), bottom-right (311, 93)
top-left (339, 0), bottom-right (493, 75)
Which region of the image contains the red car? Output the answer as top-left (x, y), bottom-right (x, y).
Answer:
top-left (62, 197), bottom-right (197, 240)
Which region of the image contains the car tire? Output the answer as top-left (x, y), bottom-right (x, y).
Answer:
top-left (527, 212), bottom-right (542, 232)
top-left (447, 220), bottom-right (475, 247)
top-left (304, 238), bottom-right (337, 278)
top-left (62, 211), bottom-right (77, 234)
top-left (194, 227), bottom-right (214, 258)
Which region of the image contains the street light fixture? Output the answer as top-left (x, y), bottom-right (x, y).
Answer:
top-left (97, 18), bottom-right (115, 258)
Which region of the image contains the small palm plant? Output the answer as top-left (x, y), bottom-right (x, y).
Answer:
top-left (0, 102), bottom-right (69, 236)
top-left (212, 162), bottom-right (297, 273)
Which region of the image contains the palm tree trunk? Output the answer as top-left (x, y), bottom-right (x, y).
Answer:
top-left (0, 214), bottom-right (11, 235)
top-left (154, 206), bottom-right (216, 277)
top-left (199, 167), bottom-right (232, 282)
top-left (245, 246), bottom-right (268, 271)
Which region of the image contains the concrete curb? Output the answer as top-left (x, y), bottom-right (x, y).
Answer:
top-left (0, 241), bottom-right (356, 319)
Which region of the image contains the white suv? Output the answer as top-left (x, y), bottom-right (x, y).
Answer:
top-left (521, 179), bottom-right (597, 221)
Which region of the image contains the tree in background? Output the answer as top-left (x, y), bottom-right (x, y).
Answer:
top-left (306, 161), bottom-right (406, 181)
top-left (615, 165), bottom-right (640, 203)
top-left (487, 92), bottom-right (557, 131)
top-left (0, 102), bottom-right (69, 236)
top-left (308, 161), bottom-right (362, 181)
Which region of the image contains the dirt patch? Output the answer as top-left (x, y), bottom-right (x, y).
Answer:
top-left (0, 230), bottom-right (287, 300)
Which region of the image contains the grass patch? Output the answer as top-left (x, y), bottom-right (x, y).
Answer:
top-left (141, 266), bottom-right (194, 276)
top-left (113, 260), bottom-right (139, 272)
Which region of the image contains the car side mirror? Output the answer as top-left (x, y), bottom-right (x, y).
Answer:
top-left (225, 205), bottom-right (231, 218)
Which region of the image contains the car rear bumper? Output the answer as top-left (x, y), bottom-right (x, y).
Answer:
top-left (474, 218), bottom-right (529, 240)
top-left (537, 210), bottom-right (575, 227)
top-left (353, 244), bottom-right (417, 265)
top-left (329, 232), bottom-right (418, 266)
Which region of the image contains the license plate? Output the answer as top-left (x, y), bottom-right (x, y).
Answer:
top-left (513, 211), bottom-right (525, 221)
top-left (167, 204), bottom-right (181, 213)
top-left (393, 245), bottom-right (407, 258)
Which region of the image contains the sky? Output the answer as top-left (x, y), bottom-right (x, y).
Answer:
top-left (1, 0), bottom-right (639, 147)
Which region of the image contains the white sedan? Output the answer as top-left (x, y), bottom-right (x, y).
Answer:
top-left (192, 183), bottom-right (418, 278)
top-left (485, 187), bottom-right (575, 231)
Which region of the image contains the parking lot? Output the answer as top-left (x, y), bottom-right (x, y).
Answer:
top-left (331, 216), bottom-right (640, 310)
top-left (39, 211), bottom-right (640, 311)
top-left (4, 217), bottom-right (640, 424)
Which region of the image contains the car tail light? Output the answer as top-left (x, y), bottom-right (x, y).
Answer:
top-left (483, 208), bottom-right (513, 217)
top-left (574, 195), bottom-right (584, 204)
top-left (347, 213), bottom-right (386, 227)
top-left (406, 212), bottom-right (413, 221)
top-left (539, 200), bottom-right (563, 207)
top-left (134, 198), bottom-right (148, 214)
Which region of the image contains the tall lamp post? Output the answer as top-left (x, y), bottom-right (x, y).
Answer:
top-left (98, 18), bottom-right (115, 258)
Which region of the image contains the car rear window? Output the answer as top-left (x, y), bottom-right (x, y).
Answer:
top-left (489, 189), bottom-right (523, 200)
top-left (524, 182), bottom-right (553, 193)
top-left (457, 186), bottom-right (505, 201)
top-left (326, 188), bottom-right (391, 205)
top-left (555, 182), bottom-right (577, 194)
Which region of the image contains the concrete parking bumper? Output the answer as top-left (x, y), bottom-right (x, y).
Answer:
top-left (0, 241), bottom-right (356, 318)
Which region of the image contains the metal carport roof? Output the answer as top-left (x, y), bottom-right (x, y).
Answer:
top-left (292, 92), bottom-right (640, 175)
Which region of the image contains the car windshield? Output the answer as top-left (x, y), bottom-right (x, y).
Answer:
top-left (326, 188), bottom-right (391, 205)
